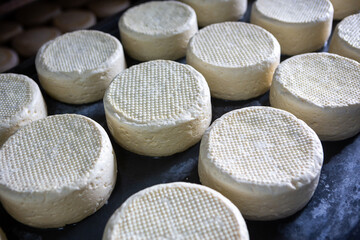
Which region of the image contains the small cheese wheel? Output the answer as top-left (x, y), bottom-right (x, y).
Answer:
top-left (250, 0), bottom-right (333, 55)
top-left (270, 53), bottom-right (360, 141)
top-left (118, 1), bottom-right (197, 61)
top-left (180, 0), bottom-right (247, 27)
top-left (15, 2), bottom-right (61, 26)
top-left (0, 74), bottom-right (47, 146)
top-left (187, 22), bottom-right (280, 100)
top-left (104, 60), bottom-right (211, 157)
top-left (199, 107), bottom-right (323, 220)
top-left (36, 30), bottom-right (126, 104)
top-left (12, 27), bottom-right (61, 57)
top-left (88, 0), bottom-right (130, 18)
top-left (0, 47), bottom-right (19, 73)
top-left (329, 13), bottom-right (360, 62)
top-left (330, 0), bottom-right (360, 20)
top-left (53, 10), bottom-right (97, 33)
top-left (0, 114), bottom-right (117, 228)
top-left (0, 228), bottom-right (7, 240)
top-left (103, 182), bottom-right (249, 240)
top-left (0, 21), bottom-right (22, 43)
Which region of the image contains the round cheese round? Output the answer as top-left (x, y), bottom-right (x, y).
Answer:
top-left (330, 0), bottom-right (360, 20)
top-left (118, 1), bottom-right (197, 61)
top-left (270, 53), bottom-right (360, 141)
top-left (0, 114), bottom-right (117, 228)
top-left (0, 47), bottom-right (19, 73)
top-left (250, 0), bottom-right (333, 55)
top-left (187, 22), bottom-right (280, 100)
top-left (0, 73), bottom-right (47, 146)
top-left (103, 182), bottom-right (249, 240)
top-left (199, 106), bottom-right (323, 220)
top-left (329, 13), bottom-right (360, 62)
top-left (36, 30), bottom-right (126, 104)
top-left (179, 0), bottom-right (247, 27)
top-left (88, 0), bottom-right (130, 18)
top-left (0, 21), bottom-right (22, 43)
top-left (16, 2), bottom-right (61, 26)
top-left (104, 60), bottom-right (211, 157)
top-left (53, 10), bottom-right (97, 33)
top-left (0, 228), bottom-right (7, 240)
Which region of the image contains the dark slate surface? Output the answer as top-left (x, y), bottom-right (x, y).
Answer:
top-left (1, 1), bottom-right (359, 240)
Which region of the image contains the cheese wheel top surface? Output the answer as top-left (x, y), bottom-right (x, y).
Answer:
top-left (0, 114), bottom-right (103, 192)
top-left (0, 74), bottom-right (33, 119)
top-left (104, 182), bottom-right (248, 239)
top-left (105, 60), bottom-right (205, 124)
top-left (121, 1), bottom-right (195, 35)
top-left (206, 107), bottom-right (322, 186)
top-left (37, 30), bottom-right (122, 73)
top-left (254, 0), bottom-right (333, 23)
top-left (275, 53), bottom-right (360, 107)
top-left (189, 22), bottom-right (279, 67)
top-left (337, 13), bottom-right (360, 49)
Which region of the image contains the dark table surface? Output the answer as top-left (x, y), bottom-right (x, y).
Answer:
top-left (1, 1), bottom-right (359, 239)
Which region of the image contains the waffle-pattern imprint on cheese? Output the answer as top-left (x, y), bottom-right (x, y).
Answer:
top-left (103, 182), bottom-right (249, 240)
top-left (251, 0), bottom-right (333, 55)
top-left (35, 30), bottom-right (126, 104)
top-left (104, 60), bottom-right (211, 157)
top-left (180, 0), bottom-right (247, 27)
top-left (118, 1), bottom-right (197, 61)
top-left (0, 73), bottom-right (47, 146)
top-left (199, 107), bottom-right (323, 220)
top-left (0, 114), bottom-right (117, 228)
top-left (330, 0), bottom-right (360, 20)
top-left (187, 22), bottom-right (280, 101)
top-left (329, 13), bottom-right (360, 62)
top-left (270, 53), bottom-right (360, 141)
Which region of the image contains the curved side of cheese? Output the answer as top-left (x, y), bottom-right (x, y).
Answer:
top-left (0, 74), bottom-right (47, 146)
top-left (250, 0), bottom-right (333, 55)
top-left (330, 0), bottom-right (360, 20)
top-left (0, 228), bottom-right (7, 240)
top-left (180, 0), bottom-right (247, 27)
top-left (0, 115), bottom-right (117, 228)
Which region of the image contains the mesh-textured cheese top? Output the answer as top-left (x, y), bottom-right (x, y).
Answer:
top-left (120, 1), bottom-right (195, 35)
top-left (274, 53), bottom-right (360, 107)
top-left (0, 114), bottom-right (102, 192)
top-left (36, 30), bottom-right (122, 73)
top-left (206, 107), bottom-right (322, 185)
top-left (104, 182), bottom-right (249, 240)
top-left (105, 60), bottom-right (204, 124)
top-left (188, 22), bottom-right (279, 67)
top-left (254, 0), bottom-right (332, 23)
top-left (0, 74), bottom-right (32, 120)
top-left (337, 13), bottom-right (360, 49)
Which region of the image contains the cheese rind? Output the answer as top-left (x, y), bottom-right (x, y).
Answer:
top-left (330, 0), bottom-right (360, 20)
top-left (187, 22), bottom-right (280, 100)
top-left (270, 53), bottom-right (360, 141)
top-left (329, 13), bottom-right (360, 63)
top-left (35, 30), bottom-right (126, 104)
top-left (250, 0), bottom-right (333, 55)
top-left (0, 73), bottom-right (47, 146)
top-left (103, 182), bottom-right (249, 240)
top-left (118, 1), bottom-right (197, 61)
top-left (104, 60), bottom-right (211, 157)
top-left (199, 107), bottom-right (323, 220)
top-left (0, 114), bottom-right (117, 228)
top-left (180, 0), bottom-right (247, 27)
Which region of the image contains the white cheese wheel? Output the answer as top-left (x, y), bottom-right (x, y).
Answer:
top-left (270, 53), bottom-right (360, 141)
top-left (0, 228), bottom-right (6, 240)
top-left (330, 0), bottom-right (360, 20)
top-left (329, 13), bottom-right (360, 62)
top-left (199, 106), bottom-right (323, 220)
top-left (179, 0), bottom-right (247, 27)
top-left (104, 60), bottom-right (211, 157)
top-left (35, 30), bottom-right (126, 104)
top-left (0, 74), bottom-right (47, 146)
top-left (0, 114), bottom-right (117, 228)
top-left (103, 182), bottom-right (249, 240)
top-left (250, 0), bottom-right (333, 55)
top-left (118, 1), bottom-right (197, 61)
top-left (187, 22), bottom-right (280, 100)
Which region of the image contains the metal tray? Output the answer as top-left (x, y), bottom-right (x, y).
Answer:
top-left (1, 1), bottom-right (359, 239)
